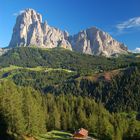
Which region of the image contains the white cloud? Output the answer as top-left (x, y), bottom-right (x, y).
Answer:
top-left (13, 10), bottom-right (25, 16)
top-left (116, 17), bottom-right (140, 31)
top-left (131, 47), bottom-right (140, 53)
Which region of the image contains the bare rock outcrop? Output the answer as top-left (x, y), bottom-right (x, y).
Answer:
top-left (9, 9), bottom-right (128, 57)
top-left (0, 48), bottom-right (9, 56)
top-left (9, 9), bottom-right (72, 50)
top-left (69, 27), bottom-right (128, 57)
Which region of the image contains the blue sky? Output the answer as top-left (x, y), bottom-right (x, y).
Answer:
top-left (0, 0), bottom-right (140, 51)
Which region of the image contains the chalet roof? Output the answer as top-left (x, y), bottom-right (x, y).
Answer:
top-left (75, 128), bottom-right (88, 136)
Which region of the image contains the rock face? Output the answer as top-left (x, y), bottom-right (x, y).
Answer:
top-left (69, 27), bottom-right (128, 57)
top-left (9, 8), bottom-right (128, 57)
top-left (0, 48), bottom-right (9, 56)
top-left (9, 9), bottom-right (72, 50)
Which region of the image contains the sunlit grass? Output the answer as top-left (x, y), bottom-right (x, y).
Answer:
top-left (36, 130), bottom-right (73, 140)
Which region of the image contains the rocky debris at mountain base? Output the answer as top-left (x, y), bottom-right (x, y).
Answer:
top-left (0, 48), bottom-right (10, 56)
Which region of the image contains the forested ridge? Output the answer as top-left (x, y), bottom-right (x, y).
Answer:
top-left (0, 47), bottom-right (140, 140)
top-left (0, 47), bottom-right (139, 74)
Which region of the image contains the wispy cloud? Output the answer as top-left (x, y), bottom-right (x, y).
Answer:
top-left (13, 10), bottom-right (25, 16)
top-left (131, 47), bottom-right (140, 53)
top-left (116, 17), bottom-right (140, 31)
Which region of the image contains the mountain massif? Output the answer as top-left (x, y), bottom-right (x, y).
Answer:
top-left (9, 9), bottom-right (128, 57)
top-left (9, 9), bottom-right (72, 50)
top-left (69, 27), bottom-right (127, 56)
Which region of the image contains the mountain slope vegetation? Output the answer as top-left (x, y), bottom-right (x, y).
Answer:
top-left (0, 47), bottom-right (138, 73)
top-left (0, 47), bottom-right (140, 140)
top-left (0, 47), bottom-right (140, 112)
top-left (0, 80), bottom-right (140, 140)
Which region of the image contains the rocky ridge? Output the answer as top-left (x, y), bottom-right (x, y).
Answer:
top-left (69, 27), bottom-right (128, 57)
top-left (9, 9), bottom-right (72, 50)
top-left (9, 8), bottom-right (128, 57)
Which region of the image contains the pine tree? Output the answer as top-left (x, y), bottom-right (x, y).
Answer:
top-left (53, 106), bottom-right (61, 130)
top-left (0, 81), bottom-right (25, 135)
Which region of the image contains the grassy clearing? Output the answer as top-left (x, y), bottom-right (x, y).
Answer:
top-left (44, 68), bottom-right (73, 73)
top-left (0, 65), bottom-right (74, 80)
top-left (0, 65), bottom-right (22, 72)
top-left (35, 130), bottom-right (73, 140)
top-left (0, 65), bottom-right (74, 73)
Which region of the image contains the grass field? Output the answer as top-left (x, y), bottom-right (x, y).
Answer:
top-left (0, 65), bottom-right (75, 80)
top-left (0, 65), bottom-right (74, 73)
top-left (35, 130), bottom-right (73, 140)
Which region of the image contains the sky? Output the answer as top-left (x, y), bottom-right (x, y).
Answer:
top-left (0, 0), bottom-right (140, 51)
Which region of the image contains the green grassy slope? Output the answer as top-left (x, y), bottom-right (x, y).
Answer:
top-left (36, 130), bottom-right (73, 140)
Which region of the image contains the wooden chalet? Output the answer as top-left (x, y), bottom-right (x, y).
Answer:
top-left (73, 128), bottom-right (88, 139)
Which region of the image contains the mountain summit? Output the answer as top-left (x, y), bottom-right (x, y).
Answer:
top-left (69, 27), bottom-right (128, 57)
top-left (9, 9), bottom-right (72, 50)
top-left (9, 8), bottom-right (128, 57)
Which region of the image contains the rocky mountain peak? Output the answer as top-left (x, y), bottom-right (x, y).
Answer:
top-left (9, 9), bottom-right (72, 50)
top-left (69, 26), bottom-right (128, 57)
top-left (21, 8), bottom-right (42, 23)
top-left (9, 8), bottom-right (128, 57)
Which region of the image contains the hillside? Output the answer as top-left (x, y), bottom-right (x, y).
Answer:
top-left (0, 47), bottom-right (138, 71)
top-left (1, 80), bottom-right (140, 140)
top-left (0, 47), bottom-right (140, 140)
top-left (0, 47), bottom-right (140, 113)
